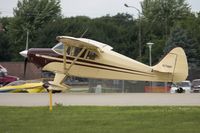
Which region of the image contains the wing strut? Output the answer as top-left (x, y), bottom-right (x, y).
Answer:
top-left (65, 47), bottom-right (86, 74)
top-left (63, 44), bottom-right (67, 72)
top-left (47, 45), bottom-right (86, 92)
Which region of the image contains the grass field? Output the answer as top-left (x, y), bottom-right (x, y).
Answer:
top-left (0, 106), bottom-right (200, 133)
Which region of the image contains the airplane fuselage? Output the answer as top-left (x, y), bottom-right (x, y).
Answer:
top-left (27, 47), bottom-right (173, 82)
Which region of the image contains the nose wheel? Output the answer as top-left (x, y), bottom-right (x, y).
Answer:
top-left (43, 82), bottom-right (62, 93)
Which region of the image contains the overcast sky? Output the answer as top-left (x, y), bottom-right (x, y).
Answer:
top-left (0, 0), bottom-right (200, 18)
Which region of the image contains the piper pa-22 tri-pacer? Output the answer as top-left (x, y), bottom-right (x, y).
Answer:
top-left (20, 36), bottom-right (188, 92)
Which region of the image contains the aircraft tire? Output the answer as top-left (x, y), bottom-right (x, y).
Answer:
top-left (176, 87), bottom-right (185, 93)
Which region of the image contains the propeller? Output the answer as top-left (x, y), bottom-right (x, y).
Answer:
top-left (23, 58), bottom-right (28, 79)
top-left (19, 30), bottom-right (29, 79)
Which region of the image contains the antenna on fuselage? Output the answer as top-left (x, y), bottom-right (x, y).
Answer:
top-left (80, 28), bottom-right (88, 38)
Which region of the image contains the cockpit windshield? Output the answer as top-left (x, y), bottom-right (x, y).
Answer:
top-left (52, 42), bottom-right (64, 54)
top-left (52, 42), bottom-right (98, 60)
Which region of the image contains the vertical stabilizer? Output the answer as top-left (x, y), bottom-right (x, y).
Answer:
top-left (153, 47), bottom-right (188, 82)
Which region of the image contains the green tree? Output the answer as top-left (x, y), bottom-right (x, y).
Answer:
top-left (89, 14), bottom-right (138, 59)
top-left (164, 26), bottom-right (199, 68)
top-left (0, 17), bottom-right (12, 61)
top-left (32, 18), bottom-right (69, 48)
top-left (140, 0), bottom-right (192, 65)
top-left (27, 13), bottom-right (139, 60)
top-left (141, 0), bottom-right (190, 38)
top-left (55, 14), bottom-right (138, 59)
top-left (8, 0), bottom-right (61, 61)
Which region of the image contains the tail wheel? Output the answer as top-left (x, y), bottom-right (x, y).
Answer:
top-left (176, 87), bottom-right (185, 93)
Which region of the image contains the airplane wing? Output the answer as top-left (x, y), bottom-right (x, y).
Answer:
top-left (56, 36), bottom-right (113, 51)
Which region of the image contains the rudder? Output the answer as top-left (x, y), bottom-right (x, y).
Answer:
top-left (153, 47), bottom-right (188, 82)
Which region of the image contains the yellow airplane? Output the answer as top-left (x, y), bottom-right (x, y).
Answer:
top-left (20, 36), bottom-right (188, 92)
top-left (0, 80), bottom-right (45, 93)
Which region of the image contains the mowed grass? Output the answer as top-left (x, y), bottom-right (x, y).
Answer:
top-left (0, 106), bottom-right (200, 133)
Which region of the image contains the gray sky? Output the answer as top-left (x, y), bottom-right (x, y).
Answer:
top-left (0, 0), bottom-right (200, 18)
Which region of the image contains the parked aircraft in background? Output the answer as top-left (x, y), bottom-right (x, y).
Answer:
top-left (0, 80), bottom-right (45, 93)
top-left (20, 36), bottom-right (188, 92)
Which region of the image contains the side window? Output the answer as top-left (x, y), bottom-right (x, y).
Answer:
top-left (74, 47), bottom-right (83, 56)
top-left (66, 47), bottom-right (86, 58)
top-left (80, 49), bottom-right (87, 58)
top-left (64, 47), bottom-right (97, 60)
top-left (0, 72), bottom-right (5, 77)
top-left (86, 51), bottom-right (96, 60)
top-left (68, 47), bottom-right (83, 56)
top-left (70, 47), bottom-right (75, 56)
top-left (53, 42), bottom-right (64, 54)
top-left (66, 47), bottom-right (71, 55)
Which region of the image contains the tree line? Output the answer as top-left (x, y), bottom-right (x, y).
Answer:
top-left (0, 0), bottom-right (200, 69)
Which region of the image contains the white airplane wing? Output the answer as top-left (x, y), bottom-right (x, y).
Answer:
top-left (56, 36), bottom-right (113, 51)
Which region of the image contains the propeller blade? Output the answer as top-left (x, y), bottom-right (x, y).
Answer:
top-left (23, 58), bottom-right (28, 79)
top-left (21, 30), bottom-right (29, 79)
